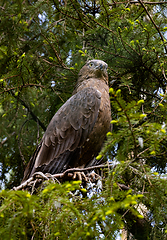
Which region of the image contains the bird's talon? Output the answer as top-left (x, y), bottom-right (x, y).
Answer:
top-left (87, 172), bottom-right (101, 180)
top-left (73, 172), bottom-right (88, 182)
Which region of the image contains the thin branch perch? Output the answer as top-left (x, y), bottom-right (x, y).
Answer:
top-left (13, 164), bottom-right (111, 191)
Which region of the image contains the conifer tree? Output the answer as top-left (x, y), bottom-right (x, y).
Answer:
top-left (0, 1), bottom-right (167, 239)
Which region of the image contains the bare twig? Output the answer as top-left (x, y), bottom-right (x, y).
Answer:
top-left (0, 83), bottom-right (45, 95)
top-left (11, 91), bottom-right (46, 131)
top-left (0, 132), bottom-right (15, 147)
top-left (13, 164), bottom-right (111, 191)
top-left (138, 0), bottom-right (167, 54)
top-left (109, 1), bottom-right (167, 5)
top-left (52, 164), bottom-right (111, 178)
top-left (36, 119), bottom-right (40, 145)
top-left (118, 183), bottom-right (149, 194)
top-left (18, 119), bottom-right (29, 166)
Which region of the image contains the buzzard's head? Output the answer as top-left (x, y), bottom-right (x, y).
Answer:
top-left (78, 59), bottom-right (108, 83)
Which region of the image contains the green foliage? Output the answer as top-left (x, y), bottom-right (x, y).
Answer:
top-left (0, 0), bottom-right (167, 239)
top-left (102, 88), bottom-right (167, 163)
top-left (0, 180), bottom-right (150, 239)
top-left (0, 169), bottom-right (166, 239)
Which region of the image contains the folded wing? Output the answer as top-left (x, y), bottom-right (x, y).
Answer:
top-left (22, 87), bottom-right (101, 182)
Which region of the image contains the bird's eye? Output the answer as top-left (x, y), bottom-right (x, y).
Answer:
top-left (89, 62), bottom-right (93, 67)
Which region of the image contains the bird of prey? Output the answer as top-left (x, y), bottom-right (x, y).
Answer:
top-left (22, 59), bottom-right (111, 182)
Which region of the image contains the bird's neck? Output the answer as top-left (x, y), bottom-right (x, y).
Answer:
top-left (73, 78), bottom-right (109, 95)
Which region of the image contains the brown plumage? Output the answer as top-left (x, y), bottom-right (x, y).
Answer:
top-left (22, 60), bottom-right (111, 182)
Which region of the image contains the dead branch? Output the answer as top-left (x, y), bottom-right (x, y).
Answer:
top-left (13, 163), bottom-right (111, 191)
top-left (138, 0), bottom-right (167, 54)
top-left (18, 120), bottom-right (29, 166)
top-left (11, 91), bottom-right (46, 131)
top-left (109, 1), bottom-right (167, 5)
